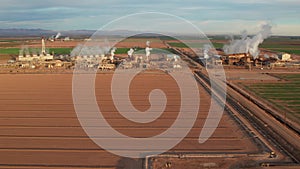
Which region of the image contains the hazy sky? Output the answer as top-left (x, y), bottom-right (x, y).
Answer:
top-left (0, 0), bottom-right (299, 35)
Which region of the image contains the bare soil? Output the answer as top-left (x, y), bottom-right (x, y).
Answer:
top-left (0, 72), bottom-right (259, 168)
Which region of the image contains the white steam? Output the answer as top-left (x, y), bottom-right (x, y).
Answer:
top-left (223, 24), bottom-right (272, 59)
top-left (264, 54), bottom-right (269, 59)
top-left (203, 44), bottom-right (212, 59)
top-left (71, 44), bottom-right (110, 57)
top-left (145, 41), bottom-right (152, 61)
top-left (127, 48), bottom-right (134, 58)
top-left (146, 41), bottom-right (150, 47)
top-left (55, 32), bottom-right (61, 39)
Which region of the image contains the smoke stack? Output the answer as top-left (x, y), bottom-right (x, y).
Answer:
top-left (41, 37), bottom-right (46, 55)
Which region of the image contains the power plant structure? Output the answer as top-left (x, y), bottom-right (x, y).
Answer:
top-left (18, 38), bottom-right (54, 62)
top-left (74, 41), bottom-right (184, 71)
top-left (2, 33), bottom-right (298, 72)
top-left (8, 37), bottom-right (77, 69)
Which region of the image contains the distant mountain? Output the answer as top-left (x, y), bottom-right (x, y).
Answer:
top-left (0, 29), bottom-right (96, 38)
top-left (0, 28), bottom-right (147, 38)
top-left (1, 29), bottom-right (299, 38)
top-left (0, 29), bottom-right (53, 37)
top-left (0, 29), bottom-right (165, 38)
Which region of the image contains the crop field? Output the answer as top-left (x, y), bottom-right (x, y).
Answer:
top-left (260, 37), bottom-right (300, 55)
top-left (0, 48), bottom-right (20, 55)
top-left (167, 36), bottom-right (300, 55)
top-left (242, 73), bottom-right (300, 123)
top-left (115, 48), bottom-right (130, 54)
top-left (0, 47), bottom-right (72, 55)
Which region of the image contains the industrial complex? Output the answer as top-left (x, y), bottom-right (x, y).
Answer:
top-left (0, 32), bottom-right (299, 169)
top-left (0, 28), bottom-right (299, 73)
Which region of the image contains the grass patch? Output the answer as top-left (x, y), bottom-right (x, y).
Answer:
top-left (259, 38), bottom-right (300, 55)
top-left (275, 74), bottom-right (300, 80)
top-left (243, 73), bottom-right (300, 123)
top-left (0, 48), bottom-right (73, 55)
top-left (0, 48), bottom-right (20, 55)
top-left (212, 43), bottom-right (224, 49)
top-left (271, 49), bottom-right (300, 55)
top-left (259, 44), bottom-right (300, 49)
top-left (268, 97), bottom-right (300, 101)
top-left (115, 48), bottom-right (130, 54)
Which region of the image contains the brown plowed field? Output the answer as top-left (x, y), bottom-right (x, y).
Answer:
top-left (0, 73), bottom-right (259, 168)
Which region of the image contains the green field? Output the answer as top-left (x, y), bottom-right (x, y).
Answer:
top-left (0, 48), bottom-right (72, 55)
top-left (243, 74), bottom-right (300, 123)
top-left (212, 43), bottom-right (224, 49)
top-left (272, 49), bottom-right (300, 55)
top-left (168, 42), bottom-right (224, 49)
top-left (167, 36), bottom-right (300, 55)
top-left (0, 48), bottom-right (20, 55)
top-left (115, 48), bottom-right (130, 54)
top-left (259, 43), bottom-right (300, 55)
top-left (260, 37), bottom-right (300, 55)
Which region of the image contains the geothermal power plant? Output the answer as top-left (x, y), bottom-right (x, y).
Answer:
top-left (0, 24), bottom-right (299, 72)
top-left (0, 24), bottom-right (299, 169)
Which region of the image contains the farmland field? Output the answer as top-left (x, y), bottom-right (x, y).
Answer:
top-left (260, 36), bottom-right (300, 55)
top-left (0, 73), bottom-right (259, 168)
top-left (0, 47), bottom-right (72, 55)
top-left (242, 73), bottom-right (300, 124)
top-left (115, 48), bottom-right (130, 54)
top-left (0, 48), bottom-right (19, 55)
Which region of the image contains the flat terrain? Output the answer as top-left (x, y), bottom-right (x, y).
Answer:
top-left (0, 73), bottom-right (259, 168)
top-left (260, 37), bottom-right (300, 55)
top-left (1, 36), bottom-right (299, 168)
top-left (0, 37), bottom-right (168, 60)
top-left (151, 157), bottom-right (256, 169)
top-left (1, 36), bottom-right (300, 62)
top-left (240, 73), bottom-right (300, 125)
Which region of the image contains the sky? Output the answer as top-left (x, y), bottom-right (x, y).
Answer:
top-left (0, 0), bottom-right (299, 35)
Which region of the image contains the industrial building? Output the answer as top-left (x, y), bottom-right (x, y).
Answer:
top-left (278, 53), bottom-right (292, 61)
top-left (18, 38), bottom-right (54, 62)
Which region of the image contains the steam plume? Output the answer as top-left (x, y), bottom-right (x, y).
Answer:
top-left (55, 32), bottom-right (61, 39)
top-left (223, 23), bottom-right (272, 59)
top-left (203, 44), bottom-right (212, 59)
top-left (146, 41), bottom-right (150, 47)
top-left (127, 48), bottom-right (134, 58)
